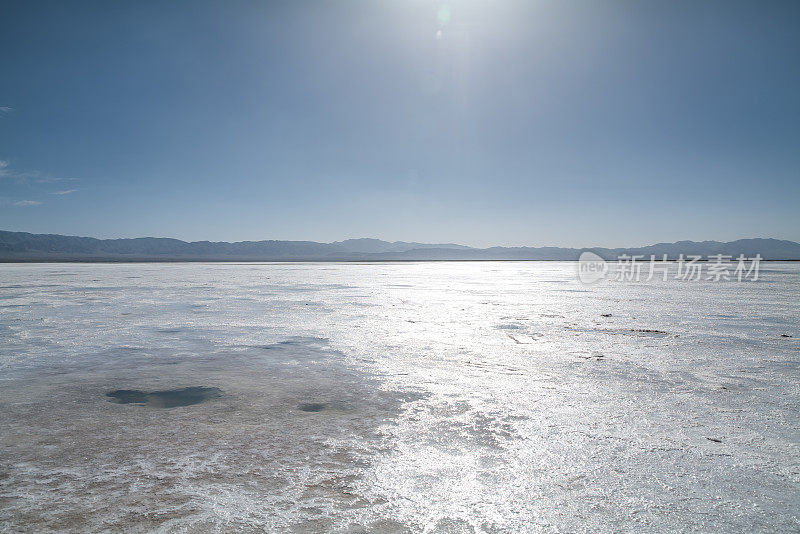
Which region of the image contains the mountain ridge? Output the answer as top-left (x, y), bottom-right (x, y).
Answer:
top-left (1, 231), bottom-right (799, 261)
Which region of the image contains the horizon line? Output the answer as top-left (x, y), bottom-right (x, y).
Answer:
top-left (1, 229), bottom-right (798, 252)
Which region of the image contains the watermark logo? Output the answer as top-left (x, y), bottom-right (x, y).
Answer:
top-left (576, 253), bottom-right (762, 284)
top-left (577, 251), bottom-right (609, 284)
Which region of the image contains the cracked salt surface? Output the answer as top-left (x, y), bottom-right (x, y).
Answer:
top-left (0, 261), bottom-right (798, 532)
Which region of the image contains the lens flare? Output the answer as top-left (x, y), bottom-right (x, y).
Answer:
top-left (437, 4), bottom-right (451, 28)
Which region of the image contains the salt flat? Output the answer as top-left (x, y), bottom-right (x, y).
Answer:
top-left (0, 262), bottom-right (798, 532)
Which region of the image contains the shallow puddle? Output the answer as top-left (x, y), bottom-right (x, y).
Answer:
top-left (299, 402), bottom-right (327, 412)
top-left (106, 386), bottom-right (222, 408)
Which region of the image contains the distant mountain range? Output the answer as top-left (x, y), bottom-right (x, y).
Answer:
top-left (1, 231), bottom-right (799, 261)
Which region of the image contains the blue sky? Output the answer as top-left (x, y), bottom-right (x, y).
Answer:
top-left (1, 0), bottom-right (798, 247)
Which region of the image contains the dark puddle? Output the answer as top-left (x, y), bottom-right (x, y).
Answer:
top-left (156, 328), bottom-right (184, 334)
top-left (299, 402), bottom-right (327, 412)
top-left (106, 386), bottom-right (222, 408)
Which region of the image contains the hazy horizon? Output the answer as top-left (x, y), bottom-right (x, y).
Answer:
top-left (2, 228), bottom-right (800, 251)
top-left (6, 229), bottom-right (800, 251)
